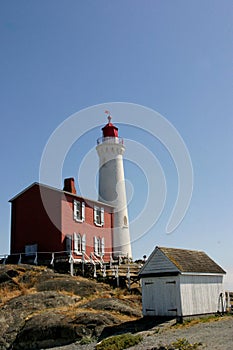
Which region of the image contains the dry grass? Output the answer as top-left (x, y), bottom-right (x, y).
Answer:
top-left (0, 286), bottom-right (22, 304)
top-left (174, 314), bottom-right (232, 329)
top-left (0, 264), bottom-right (142, 325)
top-left (0, 264), bottom-right (49, 303)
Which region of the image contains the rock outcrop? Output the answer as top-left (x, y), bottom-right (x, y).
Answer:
top-left (0, 265), bottom-right (142, 350)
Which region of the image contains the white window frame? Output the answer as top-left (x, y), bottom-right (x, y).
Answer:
top-left (94, 236), bottom-right (105, 257)
top-left (94, 206), bottom-right (104, 227)
top-left (81, 234), bottom-right (86, 253)
top-left (94, 236), bottom-right (101, 256)
top-left (74, 233), bottom-right (82, 254)
top-left (73, 233), bottom-right (86, 255)
top-left (74, 200), bottom-right (85, 222)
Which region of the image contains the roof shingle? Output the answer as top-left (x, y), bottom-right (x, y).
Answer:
top-left (159, 247), bottom-right (226, 274)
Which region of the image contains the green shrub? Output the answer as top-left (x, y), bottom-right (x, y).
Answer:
top-left (172, 337), bottom-right (202, 349)
top-left (80, 336), bottom-right (93, 345)
top-left (96, 333), bottom-right (143, 350)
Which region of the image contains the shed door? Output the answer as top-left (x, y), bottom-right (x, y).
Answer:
top-left (142, 280), bottom-right (156, 316)
top-left (142, 277), bottom-right (178, 317)
top-left (164, 280), bottom-right (178, 316)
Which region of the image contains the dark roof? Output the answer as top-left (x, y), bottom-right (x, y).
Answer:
top-left (159, 247), bottom-right (226, 274)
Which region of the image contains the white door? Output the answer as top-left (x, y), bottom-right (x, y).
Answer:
top-left (142, 277), bottom-right (179, 317)
top-left (142, 279), bottom-right (156, 316)
top-left (163, 279), bottom-right (178, 316)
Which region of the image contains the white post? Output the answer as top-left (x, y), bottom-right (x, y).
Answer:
top-left (82, 252), bottom-right (85, 276)
top-left (103, 265), bottom-right (106, 278)
top-left (94, 264), bottom-right (97, 278)
top-left (69, 254), bottom-right (74, 276)
top-left (70, 260), bottom-right (74, 276)
top-left (127, 266), bottom-right (131, 291)
top-left (50, 253), bottom-right (54, 266)
top-left (34, 252), bottom-right (38, 265)
top-left (3, 255), bottom-right (7, 265)
top-left (115, 266), bottom-right (119, 287)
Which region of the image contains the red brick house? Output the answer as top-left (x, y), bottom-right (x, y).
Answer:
top-left (9, 178), bottom-right (114, 264)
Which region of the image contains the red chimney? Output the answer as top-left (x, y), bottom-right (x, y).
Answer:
top-left (63, 178), bottom-right (76, 194)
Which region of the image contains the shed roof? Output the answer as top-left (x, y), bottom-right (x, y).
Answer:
top-left (139, 246), bottom-right (226, 277)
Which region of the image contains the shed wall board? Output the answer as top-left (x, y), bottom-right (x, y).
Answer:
top-left (179, 274), bottom-right (224, 316)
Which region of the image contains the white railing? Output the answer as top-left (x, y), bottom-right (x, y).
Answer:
top-left (0, 250), bottom-right (110, 266)
top-left (97, 136), bottom-right (124, 145)
top-left (0, 251), bottom-right (139, 288)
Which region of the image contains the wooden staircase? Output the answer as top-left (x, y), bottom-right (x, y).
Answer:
top-left (103, 262), bottom-right (142, 288)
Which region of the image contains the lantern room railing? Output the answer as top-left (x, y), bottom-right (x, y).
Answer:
top-left (97, 136), bottom-right (124, 145)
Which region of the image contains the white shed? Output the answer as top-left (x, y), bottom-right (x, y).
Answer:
top-left (139, 247), bottom-right (226, 319)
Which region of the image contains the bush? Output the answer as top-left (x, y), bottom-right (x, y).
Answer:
top-left (151, 338), bottom-right (202, 350)
top-left (96, 333), bottom-right (143, 350)
top-left (172, 337), bottom-right (201, 349)
top-left (80, 336), bottom-right (93, 345)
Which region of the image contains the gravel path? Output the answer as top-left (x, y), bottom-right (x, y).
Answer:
top-left (47, 316), bottom-right (233, 350)
top-left (128, 316), bottom-right (233, 350)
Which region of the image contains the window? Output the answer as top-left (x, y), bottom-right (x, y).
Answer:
top-left (25, 244), bottom-right (37, 256)
top-left (74, 233), bottom-right (81, 253)
top-left (74, 200), bottom-right (85, 222)
top-left (81, 234), bottom-right (86, 253)
top-left (66, 235), bottom-right (72, 253)
top-left (123, 215), bottom-right (128, 227)
top-left (74, 233), bottom-right (86, 255)
top-left (94, 206), bottom-right (104, 226)
top-left (94, 236), bottom-right (105, 257)
top-left (94, 236), bottom-right (101, 256)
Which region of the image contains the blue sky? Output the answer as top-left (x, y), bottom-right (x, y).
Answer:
top-left (0, 1), bottom-right (232, 288)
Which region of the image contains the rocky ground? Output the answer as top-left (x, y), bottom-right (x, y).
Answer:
top-left (47, 316), bottom-right (233, 350)
top-left (0, 264), bottom-right (141, 350)
top-left (0, 264), bottom-right (232, 350)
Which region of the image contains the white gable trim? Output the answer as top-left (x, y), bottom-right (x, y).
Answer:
top-left (181, 272), bottom-right (225, 277)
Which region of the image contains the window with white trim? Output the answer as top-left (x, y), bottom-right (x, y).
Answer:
top-left (74, 200), bottom-right (85, 222)
top-left (94, 236), bottom-right (105, 257)
top-left (74, 233), bottom-right (81, 253)
top-left (94, 206), bottom-right (104, 226)
top-left (94, 236), bottom-right (101, 256)
top-left (81, 234), bottom-right (86, 253)
top-left (74, 233), bottom-right (86, 254)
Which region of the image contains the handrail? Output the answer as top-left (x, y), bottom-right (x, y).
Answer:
top-left (90, 252), bottom-right (103, 267)
top-left (0, 250), bottom-right (114, 266)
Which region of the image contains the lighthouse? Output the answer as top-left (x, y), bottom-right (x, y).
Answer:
top-left (96, 114), bottom-right (132, 259)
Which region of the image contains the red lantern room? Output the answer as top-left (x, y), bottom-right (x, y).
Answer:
top-left (102, 114), bottom-right (118, 138)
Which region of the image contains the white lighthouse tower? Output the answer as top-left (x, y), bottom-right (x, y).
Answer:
top-left (96, 114), bottom-right (132, 259)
